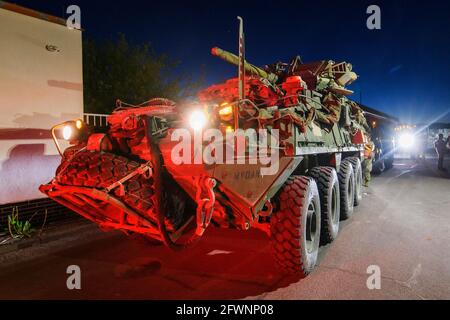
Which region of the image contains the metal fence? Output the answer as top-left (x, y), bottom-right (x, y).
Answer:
top-left (83, 113), bottom-right (109, 128)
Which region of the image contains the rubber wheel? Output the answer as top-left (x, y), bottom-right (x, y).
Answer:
top-left (385, 157), bottom-right (394, 170)
top-left (373, 158), bottom-right (385, 174)
top-left (309, 167), bottom-right (340, 244)
top-left (270, 176), bottom-right (321, 277)
top-left (347, 157), bottom-right (363, 206)
top-left (338, 159), bottom-right (355, 220)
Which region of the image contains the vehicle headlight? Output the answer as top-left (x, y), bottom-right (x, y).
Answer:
top-left (61, 119), bottom-right (85, 141)
top-left (62, 125), bottom-right (73, 140)
top-left (51, 119), bottom-right (87, 156)
top-left (188, 110), bottom-right (207, 131)
top-left (218, 105), bottom-right (233, 116)
top-left (399, 133), bottom-right (415, 149)
top-left (75, 119), bottom-right (83, 130)
top-left (217, 104), bottom-right (233, 122)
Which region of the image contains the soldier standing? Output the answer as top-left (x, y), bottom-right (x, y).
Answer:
top-left (362, 140), bottom-right (375, 187)
top-left (434, 133), bottom-right (448, 171)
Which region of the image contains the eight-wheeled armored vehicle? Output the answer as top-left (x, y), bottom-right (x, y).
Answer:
top-left (40, 22), bottom-right (371, 277)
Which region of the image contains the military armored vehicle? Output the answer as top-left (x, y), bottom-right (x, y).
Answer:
top-left (40, 21), bottom-right (370, 277)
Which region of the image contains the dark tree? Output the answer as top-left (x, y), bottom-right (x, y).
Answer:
top-left (83, 34), bottom-right (202, 114)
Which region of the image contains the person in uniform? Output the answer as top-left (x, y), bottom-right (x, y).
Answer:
top-left (362, 140), bottom-right (375, 187)
top-left (434, 133), bottom-right (448, 171)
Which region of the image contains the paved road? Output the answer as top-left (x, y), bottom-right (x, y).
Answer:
top-left (0, 159), bottom-right (449, 299)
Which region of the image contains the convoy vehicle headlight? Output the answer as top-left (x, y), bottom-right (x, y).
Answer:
top-left (188, 110), bottom-right (207, 131)
top-left (218, 105), bottom-right (233, 117)
top-left (62, 119), bottom-right (84, 140)
top-left (62, 125), bottom-right (73, 140)
top-left (217, 104), bottom-right (234, 122)
top-left (75, 119), bottom-right (83, 130)
top-left (225, 125), bottom-right (234, 133)
top-left (51, 119), bottom-right (87, 156)
top-left (399, 133), bottom-right (415, 149)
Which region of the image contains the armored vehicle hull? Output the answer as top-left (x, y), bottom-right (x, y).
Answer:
top-left (40, 22), bottom-right (371, 276)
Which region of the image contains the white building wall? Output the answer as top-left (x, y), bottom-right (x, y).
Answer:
top-left (0, 7), bottom-right (83, 204)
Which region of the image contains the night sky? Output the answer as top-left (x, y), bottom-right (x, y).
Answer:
top-left (11, 0), bottom-right (450, 123)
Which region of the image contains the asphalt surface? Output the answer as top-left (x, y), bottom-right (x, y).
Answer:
top-left (0, 158), bottom-right (449, 300)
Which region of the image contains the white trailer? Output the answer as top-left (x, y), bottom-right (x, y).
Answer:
top-left (0, 1), bottom-right (83, 206)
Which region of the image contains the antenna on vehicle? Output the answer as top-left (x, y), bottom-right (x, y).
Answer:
top-left (236, 16), bottom-right (245, 130)
top-left (237, 16), bottom-right (245, 102)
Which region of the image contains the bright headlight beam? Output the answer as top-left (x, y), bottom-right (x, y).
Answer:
top-left (189, 110), bottom-right (207, 131)
top-left (398, 133), bottom-right (415, 149)
top-left (218, 105), bottom-right (233, 116)
top-left (62, 125), bottom-right (73, 140)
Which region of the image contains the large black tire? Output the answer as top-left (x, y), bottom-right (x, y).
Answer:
top-left (338, 159), bottom-right (355, 220)
top-left (309, 167), bottom-right (340, 244)
top-left (372, 158), bottom-right (385, 174)
top-left (385, 156), bottom-right (394, 170)
top-left (270, 176), bottom-right (321, 277)
top-left (347, 157), bottom-right (363, 206)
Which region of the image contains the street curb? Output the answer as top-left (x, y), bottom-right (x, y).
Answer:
top-left (0, 221), bottom-right (99, 256)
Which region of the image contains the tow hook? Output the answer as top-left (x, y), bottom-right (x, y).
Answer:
top-left (195, 177), bottom-right (216, 236)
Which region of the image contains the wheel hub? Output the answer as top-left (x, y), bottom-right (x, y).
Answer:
top-left (306, 202), bottom-right (318, 253)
